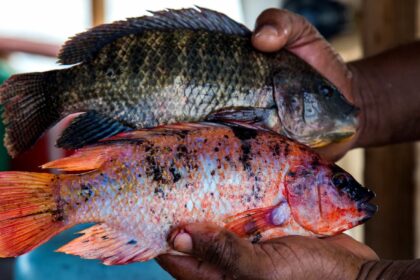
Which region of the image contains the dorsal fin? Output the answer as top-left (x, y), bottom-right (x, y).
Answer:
top-left (58, 7), bottom-right (251, 65)
top-left (101, 122), bottom-right (226, 142)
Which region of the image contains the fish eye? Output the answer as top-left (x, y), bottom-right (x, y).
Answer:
top-left (319, 85), bottom-right (334, 98)
top-left (332, 173), bottom-right (348, 189)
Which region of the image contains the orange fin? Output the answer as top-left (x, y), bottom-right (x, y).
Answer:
top-left (224, 206), bottom-right (278, 238)
top-left (57, 224), bottom-right (158, 265)
top-left (0, 172), bottom-right (66, 257)
top-left (42, 146), bottom-right (120, 171)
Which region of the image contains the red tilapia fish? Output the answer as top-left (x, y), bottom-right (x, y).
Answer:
top-left (0, 123), bottom-right (376, 265)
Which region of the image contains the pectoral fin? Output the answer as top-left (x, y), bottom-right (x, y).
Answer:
top-left (224, 206), bottom-right (277, 238)
top-left (206, 107), bottom-right (281, 132)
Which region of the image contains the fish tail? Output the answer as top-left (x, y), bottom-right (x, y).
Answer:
top-left (0, 70), bottom-right (61, 157)
top-left (0, 171), bottom-right (67, 257)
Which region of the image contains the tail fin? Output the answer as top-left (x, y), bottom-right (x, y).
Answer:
top-left (0, 172), bottom-right (66, 257)
top-left (0, 71), bottom-right (60, 157)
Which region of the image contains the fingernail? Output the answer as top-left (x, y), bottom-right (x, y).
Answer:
top-left (172, 231), bottom-right (193, 254)
top-left (255, 25), bottom-right (279, 38)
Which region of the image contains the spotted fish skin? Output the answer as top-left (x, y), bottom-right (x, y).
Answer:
top-left (0, 8), bottom-right (358, 157)
top-left (57, 124), bottom-right (299, 251)
top-left (0, 123), bottom-right (376, 264)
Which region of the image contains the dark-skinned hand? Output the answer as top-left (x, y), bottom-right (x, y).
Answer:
top-left (252, 8), bottom-right (358, 161)
top-left (157, 223), bottom-right (378, 280)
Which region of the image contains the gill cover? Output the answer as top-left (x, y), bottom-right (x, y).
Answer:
top-left (285, 164), bottom-right (375, 235)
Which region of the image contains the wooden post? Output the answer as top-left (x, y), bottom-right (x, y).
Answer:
top-left (361, 0), bottom-right (417, 259)
top-left (91, 0), bottom-right (105, 26)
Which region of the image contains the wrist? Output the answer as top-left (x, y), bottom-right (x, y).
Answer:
top-left (357, 260), bottom-right (420, 280)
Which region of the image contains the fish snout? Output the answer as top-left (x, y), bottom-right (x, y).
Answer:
top-left (353, 185), bottom-right (377, 220)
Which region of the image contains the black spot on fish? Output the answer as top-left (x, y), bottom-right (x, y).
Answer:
top-left (210, 170), bottom-right (215, 176)
top-left (224, 135), bottom-right (229, 139)
top-left (230, 126), bottom-right (257, 141)
top-left (127, 239), bottom-right (137, 245)
top-left (272, 144), bottom-right (280, 157)
top-left (102, 235), bottom-right (109, 240)
top-left (311, 157), bottom-right (320, 169)
top-left (52, 209), bottom-right (65, 222)
top-left (169, 165), bottom-right (182, 183)
top-left (154, 186), bottom-right (165, 197)
top-left (251, 232), bottom-right (262, 244)
top-left (145, 152), bottom-right (166, 183)
top-left (80, 183), bottom-right (93, 202)
top-left (225, 155), bottom-right (230, 162)
top-left (152, 167), bottom-right (163, 182)
top-left (284, 145), bottom-right (290, 157)
top-left (214, 147), bottom-right (219, 152)
top-left (239, 143), bottom-right (252, 172)
top-left (177, 130), bottom-right (189, 139)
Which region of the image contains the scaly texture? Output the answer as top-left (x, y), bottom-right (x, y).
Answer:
top-left (0, 8), bottom-right (358, 156)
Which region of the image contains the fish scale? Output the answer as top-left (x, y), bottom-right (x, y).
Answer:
top-left (0, 7), bottom-right (358, 160)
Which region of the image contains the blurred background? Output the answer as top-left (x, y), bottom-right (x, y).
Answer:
top-left (0, 0), bottom-right (418, 279)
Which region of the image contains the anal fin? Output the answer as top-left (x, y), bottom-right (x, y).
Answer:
top-left (56, 224), bottom-right (158, 265)
top-left (57, 111), bottom-right (132, 149)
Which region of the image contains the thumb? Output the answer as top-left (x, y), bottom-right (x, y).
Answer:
top-left (252, 8), bottom-right (352, 102)
top-left (170, 223), bottom-right (255, 275)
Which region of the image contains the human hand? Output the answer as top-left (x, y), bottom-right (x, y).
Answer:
top-left (156, 223), bottom-right (378, 280)
top-left (252, 9), bottom-right (358, 161)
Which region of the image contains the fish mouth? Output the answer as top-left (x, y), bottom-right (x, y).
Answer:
top-left (328, 117), bottom-right (359, 143)
top-left (356, 189), bottom-right (378, 222)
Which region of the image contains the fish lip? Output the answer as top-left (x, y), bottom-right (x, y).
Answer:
top-left (356, 188), bottom-right (377, 221)
top-left (357, 202), bottom-right (378, 222)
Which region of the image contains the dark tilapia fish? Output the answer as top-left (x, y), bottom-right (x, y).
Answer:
top-left (0, 7), bottom-right (358, 157)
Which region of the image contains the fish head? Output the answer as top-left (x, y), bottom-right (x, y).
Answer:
top-left (284, 161), bottom-right (376, 235)
top-left (273, 71), bottom-right (359, 147)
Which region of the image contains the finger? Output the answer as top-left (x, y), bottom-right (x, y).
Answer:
top-left (252, 9), bottom-right (353, 101)
top-left (169, 223), bottom-right (255, 276)
top-left (253, 8), bottom-right (315, 52)
top-left (156, 254), bottom-right (226, 280)
top-left (252, 8), bottom-right (294, 52)
top-left (324, 234), bottom-right (379, 261)
top-left (314, 133), bottom-right (358, 161)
